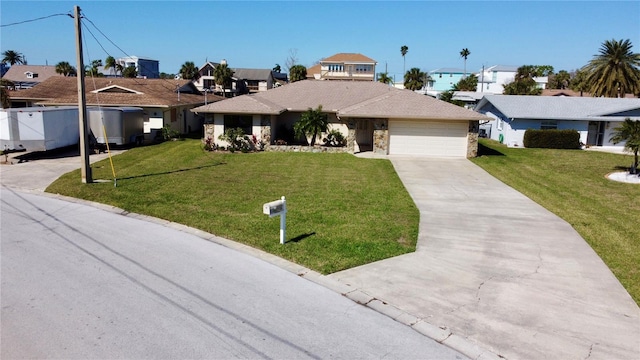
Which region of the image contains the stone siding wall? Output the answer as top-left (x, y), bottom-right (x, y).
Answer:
top-left (204, 124), bottom-right (215, 140)
top-left (467, 120), bottom-right (479, 158)
top-left (373, 119), bottom-right (389, 154)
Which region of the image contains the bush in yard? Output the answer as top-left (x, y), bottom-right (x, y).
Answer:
top-left (218, 127), bottom-right (247, 153)
top-left (323, 129), bottom-right (346, 147)
top-left (161, 125), bottom-right (180, 140)
top-left (523, 129), bottom-right (581, 149)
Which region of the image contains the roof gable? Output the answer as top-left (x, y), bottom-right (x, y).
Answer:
top-left (91, 85), bottom-right (143, 94)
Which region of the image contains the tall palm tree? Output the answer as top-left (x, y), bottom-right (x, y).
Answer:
top-left (400, 45), bottom-right (408, 75)
top-left (2, 50), bottom-right (25, 65)
top-left (213, 62), bottom-right (234, 97)
top-left (460, 48), bottom-right (470, 77)
top-left (404, 67), bottom-right (425, 91)
top-left (55, 61), bottom-right (77, 76)
top-left (377, 72), bottom-right (394, 85)
top-left (583, 39), bottom-right (640, 98)
top-left (104, 56), bottom-right (123, 77)
top-left (293, 105), bottom-right (328, 146)
top-left (610, 118), bottom-right (640, 172)
top-left (179, 61), bottom-right (200, 81)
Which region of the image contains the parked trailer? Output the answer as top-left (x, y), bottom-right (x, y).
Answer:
top-left (0, 106), bottom-right (79, 152)
top-left (88, 107), bottom-right (145, 146)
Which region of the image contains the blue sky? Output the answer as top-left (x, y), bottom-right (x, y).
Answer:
top-left (1, 0), bottom-right (639, 80)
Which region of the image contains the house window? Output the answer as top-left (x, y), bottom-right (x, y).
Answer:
top-left (540, 120), bottom-right (557, 130)
top-left (224, 115), bottom-right (252, 135)
top-left (355, 64), bottom-right (372, 73)
top-left (497, 119), bottom-right (503, 131)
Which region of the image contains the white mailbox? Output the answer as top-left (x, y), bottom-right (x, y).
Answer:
top-left (263, 199), bottom-right (286, 217)
top-left (263, 196), bottom-right (287, 244)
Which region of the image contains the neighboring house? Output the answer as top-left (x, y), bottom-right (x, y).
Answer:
top-left (307, 53), bottom-right (377, 81)
top-left (451, 91), bottom-right (486, 109)
top-left (233, 68), bottom-right (287, 93)
top-left (475, 65), bottom-right (548, 94)
top-left (9, 77), bottom-right (219, 138)
top-left (429, 68), bottom-right (466, 92)
top-left (474, 95), bottom-right (640, 148)
top-left (115, 56), bottom-right (160, 79)
top-left (192, 80), bottom-right (489, 157)
top-left (1, 65), bottom-right (62, 90)
top-left (193, 61), bottom-right (286, 95)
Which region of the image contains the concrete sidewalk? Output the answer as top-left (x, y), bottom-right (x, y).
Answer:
top-left (329, 156), bottom-right (640, 359)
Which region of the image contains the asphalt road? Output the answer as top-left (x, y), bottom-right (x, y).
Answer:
top-left (0, 186), bottom-right (467, 359)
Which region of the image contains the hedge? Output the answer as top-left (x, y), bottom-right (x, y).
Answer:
top-left (523, 129), bottom-right (581, 149)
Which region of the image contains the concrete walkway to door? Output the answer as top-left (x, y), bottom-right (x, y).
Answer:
top-left (329, 156), bottom-right (640, 360)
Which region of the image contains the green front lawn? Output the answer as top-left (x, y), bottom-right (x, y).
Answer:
top-left (46, 140), bottom-right (418, 274)
top-left (472, 139), bottom-right (640, 304)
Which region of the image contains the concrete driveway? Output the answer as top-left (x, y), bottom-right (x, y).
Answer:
top-left (1, 149), bottom-right (125, 192)
top-left (329, 156), bottom-right (640, 360)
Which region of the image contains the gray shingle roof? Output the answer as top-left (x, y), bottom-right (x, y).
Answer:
top-left (192, 80), bottom-right (490, 121)
top-left (476, 95), bottom-right (640, 121)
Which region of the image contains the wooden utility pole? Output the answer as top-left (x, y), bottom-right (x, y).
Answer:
top-left (74, 5), bottom-right (92, 183)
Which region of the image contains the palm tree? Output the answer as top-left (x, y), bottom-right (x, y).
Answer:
top-left (213, 62), bottom-right (234, 97)
top-left (179, 61), bottom-right (200, 81)
top-left (2, 50), bottom-right (25, 65)
top-left (289, 64), bottom-right (307, 82)
top-left (377, 72), bottom-right (394, 85)
top-left (460, 48), bottom-right (470, 77)
top-left (85, 59), bottom-right (103, 77)
top-left (104, 56), bottom-right (123, 77)
top-left (610, 118), bottom-right (640, 172)
top-left (400, 45), bottom-right (408, 75)
top-left (404, 67), bottom-right (425, 91)
top-left (122, 65), bottom-right (137, 78)
top-left (583, 39), bottom-right (640, 98)
top-left (55, 61), bottom-right (76, 76)
top-left (293, 105), bottom-right (328, 146)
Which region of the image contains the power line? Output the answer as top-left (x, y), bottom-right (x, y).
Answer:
top-left (0, 13), bottom-right (71, 28)
top-left (81, 13), bottom-right (194, 92)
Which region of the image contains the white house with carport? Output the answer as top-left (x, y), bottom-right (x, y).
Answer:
top-left (474, 95), bottom-right (640, 149)
top-left (192, 80), bottom-right (490, 157)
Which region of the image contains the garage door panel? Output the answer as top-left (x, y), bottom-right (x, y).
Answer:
top-left (389, 120), bottom-right (467, 156)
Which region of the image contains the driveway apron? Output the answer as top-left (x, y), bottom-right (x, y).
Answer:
top-left (329, 156), bottom-right (640, 360)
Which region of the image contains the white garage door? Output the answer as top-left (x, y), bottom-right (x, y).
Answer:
top-left (389, 120), bottom-right (468, 156)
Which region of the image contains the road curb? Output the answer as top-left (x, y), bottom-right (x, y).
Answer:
top-left (36, 190), bottom-right (504, 360)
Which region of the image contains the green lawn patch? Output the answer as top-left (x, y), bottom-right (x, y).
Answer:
top-left (472, 139), bottom-right (640, 304)
top-left (46, 139), bottom-right (418, 274)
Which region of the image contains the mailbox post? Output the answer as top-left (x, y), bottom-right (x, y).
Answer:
top-left (263, 196), bottom-right (287, 244)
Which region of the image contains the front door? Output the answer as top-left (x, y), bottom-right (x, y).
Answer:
top-left (355, 119), bottom-right (373, 152)
top-left (587, 121), bottom-right (605, 146)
